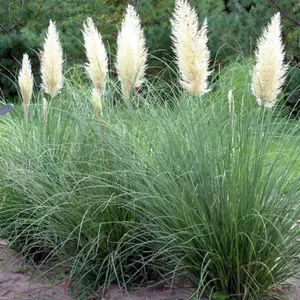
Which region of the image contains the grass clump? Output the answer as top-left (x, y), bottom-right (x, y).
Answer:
top-left (125, 90), bottom-right (300, 299)
top-left (0, 76), bottom-right (164, 295)
top-left (1, 63), bottom-right (300, 299)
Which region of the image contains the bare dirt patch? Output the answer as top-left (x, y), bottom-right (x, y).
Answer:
top-left (0, 240), bottom-right (72, 300)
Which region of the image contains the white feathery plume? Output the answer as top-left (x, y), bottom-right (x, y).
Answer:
top-left (252, 13), bottom-right (287, 107)
top-left (171, 0), bottom-right (211, 96)
top-left (18, 53), bottom-right (33, 122)
top-left (116, 5), bottom-right (148, 99)
top-left (41, 20), bottom-right (63, 98)
top-left (83, 18), bottom-right (108, 97)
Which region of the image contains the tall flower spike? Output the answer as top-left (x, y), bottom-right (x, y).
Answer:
top-left (41, 20), bottom-right (63, 98)
top-left (83, 18), bottom-right (108, 97)
top-left (91, 88), bottom-right (103, 118)
top-left (252, 13), bottom-right (287, 108)
top-left (18, 53), bottom-right (33, 123)
top-left (43, 97), bottom-right (48, 128)
top-left (171, 0), bottom-right (210, 96)
top-left (228, 89), bottom-right (234, 115)
top-left (116, 5), bottom-right (148, 99)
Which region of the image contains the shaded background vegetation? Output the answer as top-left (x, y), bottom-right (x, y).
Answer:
top-left (1, 0), bottom-right (300, 112)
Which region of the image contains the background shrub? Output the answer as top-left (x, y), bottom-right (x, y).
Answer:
top-left (1, 0), bottom-right (300, 111)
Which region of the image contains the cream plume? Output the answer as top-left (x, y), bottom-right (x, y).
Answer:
top-left (41, 20), bottom-right (63, 98)
top-left (116, 5), bottom-right (148, 99)
top-left (18, 53), bottom-right (33, 122)
top-left (171, 0), bottom-right (210, 96)
top-left (83, 18), bottom-right (108, 97)
top-left (252, 13), bottom-right (287, 107)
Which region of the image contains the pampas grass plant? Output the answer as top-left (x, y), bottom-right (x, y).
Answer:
top-left (18, 53), bottom-right (33, 123)
top-left (83, 18), bottom-right (108, 98)
top-left (171, 0), bottom-right (210, 96)
top-left (41, 20), bottom-right (63, 98)
top-left (116, 5), bottom-right (148, 99)
top-left (252, 13), bottom-right (287, 107)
